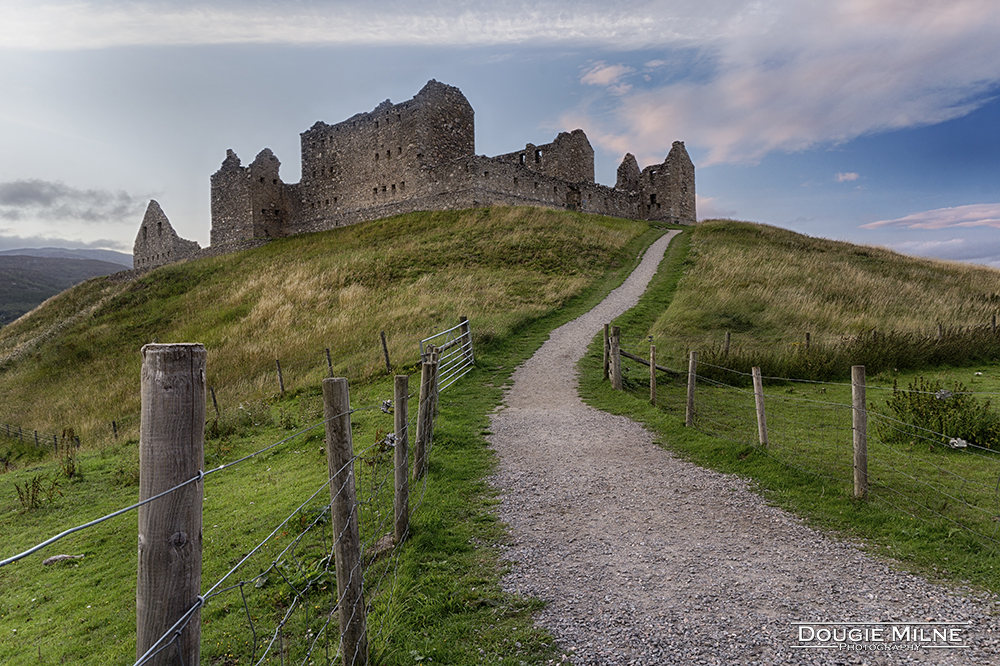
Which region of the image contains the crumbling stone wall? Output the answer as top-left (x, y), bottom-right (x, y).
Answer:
top-left (132, 200), bottom-right (201, 270)
top-left (138, 79), bottom-right (696, 271)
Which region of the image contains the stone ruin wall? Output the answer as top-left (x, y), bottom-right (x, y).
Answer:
top-left (133, 200), bottom-right (201, 270)
top-left (133, 79), bottom-right (696, 272)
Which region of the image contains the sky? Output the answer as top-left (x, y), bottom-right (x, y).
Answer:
top-left (1, 0), bottom-right (1000, 265)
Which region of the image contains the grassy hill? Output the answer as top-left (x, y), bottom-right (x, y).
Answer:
top-left (5, 213), bottom-right (1000, 663)
top-left (0, 207), bottom-right (659, 665)
top-left (0, 255), bottom-right (128, 325)
top-left (0, 207), bottom-right (650, 449)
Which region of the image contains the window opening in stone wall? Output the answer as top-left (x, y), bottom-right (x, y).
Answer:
top-left (534, 149), bottom-right (541, 163)
top-left (520, 154), bottom-right (525, 165)
top-left (375, 153), bottom-right (379, 162)
top-left (382, 185), bottom-right (386, 193)
top-left (157, 221), bottom-right (162, 235)
top-left (373, 188), bottom-right (378, 196)
top-left (513, 177), bottom-right (518, 186)
top-left (398, 146), bottom-right (402, 155)
top-left (397, 114), bottom-right (401, 121)
top-left (334, 197), bottom-right (338, 204)
top-left (260, 177), bottom-right (265, 183)
top-left (272, 179), bottom-right (277, 184)
top-left (484, 171), bottom-right (489, 178)
top-left (400, 182), bottom-right (404, 190)
top-left (534, 182), bottom-right (538, 189)
top-left (650, 194), bottom-right (657, 205)
top-left (649, 170), bottom-right (656, 183)
top-left (387, 151), bottom-right (391, 160)
top-left (142, 227), bottom-right (147, 241)
top-left (391, 184), bottom-right (396, 194)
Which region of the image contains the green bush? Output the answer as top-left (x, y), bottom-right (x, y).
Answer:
top-left (876, 377), bottom-right (1000, 450)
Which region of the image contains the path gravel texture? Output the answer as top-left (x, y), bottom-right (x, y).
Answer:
top-left (488, 231), bottom-right (1000, 665)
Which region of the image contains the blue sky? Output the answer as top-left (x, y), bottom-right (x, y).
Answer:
top-left (2, 0), bottom-right (1000, 265)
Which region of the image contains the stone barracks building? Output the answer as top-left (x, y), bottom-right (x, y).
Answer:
top-left (133, 80), bottom-right (695, 270)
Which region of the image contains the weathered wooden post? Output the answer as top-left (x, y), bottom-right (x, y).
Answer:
top-left (323, 378), bottom-right (368, 666)
top-left (380, 332), bottom-right (392, 374)
top-left (326, 348), bottom-right (334, 377)
top-left (805, 332), bottom-right (811, 351)
top-left (685, 351), bottom-right (698, 427)
top-left (394, 375), bottom-right (409, 544)
top-left (414, 347), bottom-right (438, 481)
top-left (112, 420), bottom-right (118, 440)
top-left (937, 323), bottom-right (944, 340)
top-left (136, 344), bottom-right (205, 666)
top-left (275, 359), bottom-right (285, 395)
top-left (34, 431), bottom-right (39, 448)
top-left (603, 324), bottom-right (611, 381)
top-left (852, 365), bottom-right (868, 499)
top-left (752, 367), bottom-right (768, 448)
top-left (724, 331), bottom-right (731, 358)
top-left (210, 387), bottom-right (220, 421)
top-left (649, 345), bottom-right (657, 405)
top-left (610, 326), bottom-right (623, 391)
top-left (992, 315), bottom-right (997, 335)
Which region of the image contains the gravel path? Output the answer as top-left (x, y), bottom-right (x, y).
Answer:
top-left (488, 231), bottom-right (999, 665)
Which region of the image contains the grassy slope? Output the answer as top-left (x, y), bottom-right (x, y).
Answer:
top-left (0, 207), bottom-right (647, 451)
top-left (0, 207), bottom-right (664, 664)
top-left (658, 219), bottom-right (1000, 346)
top-left (581, 220), bottom-right (1000, 596)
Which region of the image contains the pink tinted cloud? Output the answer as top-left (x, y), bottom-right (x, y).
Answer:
top-left (835, 172), bottom-right (859, 182)
top-left (566, 1), bottom-right (1000, 166)
top-left (581, 62), bottom-right (635, 86)
top-left (863, 203), bottom-right (1000, 230)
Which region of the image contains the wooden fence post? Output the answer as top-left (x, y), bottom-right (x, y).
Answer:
top-left (602, 324), bottom-right (610, 381)
top-left (275, 359), bottom-right (285, 396)
top-left (852, 365), bottom-right (868, 500)
top-left (610, 326), bottom-right (622, 390)
top-left (380, 332), bottom-right (392, 374)
top-left (322, 378), bottom-right (368, 666)
top-left (414, 347), bottom-right (438, 481)
top-left (649, 345), bottom-right (657, 405)
top-left (112, 421), bottom-right (118, 440)
top-left (752, 367), bottom-right (768, 448)
top-left (685, 351), bottom-right (698, 427)
top-left (394, 375), bottom-right (409, 544)
top-left (805, 332), bottom-right (811, 351)
top-left (136, 343), bottom-right (205, 666)
top-left (937, 323), bottom-right (944, 340)
top-left (326, 348), bottom-right (334, 378)
top-left (53, 434), bottom-right (58, 454)
top-left (210, 387), bottom-right (220, 421)
top-left (34, 431), bottom-right (39, 448)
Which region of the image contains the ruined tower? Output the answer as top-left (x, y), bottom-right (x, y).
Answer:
top-left (132, 200), bottom-right (200, 270)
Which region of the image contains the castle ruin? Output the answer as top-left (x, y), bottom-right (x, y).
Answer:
top-left (134, 80), bottom-right (695, 270)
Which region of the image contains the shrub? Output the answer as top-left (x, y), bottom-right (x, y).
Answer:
top-left (876, 377), bottom-right (1000, 450)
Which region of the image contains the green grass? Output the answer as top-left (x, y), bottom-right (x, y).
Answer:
top-left (0, 207), bottom-right (648, 452)
top-left (0, 208), bottom-right (667, 664)
top-left (581, 224), bottom-right (1000, 595)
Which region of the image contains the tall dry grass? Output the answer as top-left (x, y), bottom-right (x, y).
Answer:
top-left (0, 207), bottom-right (648, 446)
top-left (654, 219), bottom-right (1000, 347)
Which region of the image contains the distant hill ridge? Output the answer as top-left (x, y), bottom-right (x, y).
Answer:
top-left (0, 247), bottom-right (133, 267)
top-left (0, 253), bottom-right (129, 325)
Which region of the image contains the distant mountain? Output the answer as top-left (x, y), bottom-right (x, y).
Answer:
top-left (0, 247), bottom-right (132, 268)
top-left (0, 255), bottom-right (128, 324)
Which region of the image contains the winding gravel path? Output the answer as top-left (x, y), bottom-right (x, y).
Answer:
top-left (488, 231), bottom-right (999, 664)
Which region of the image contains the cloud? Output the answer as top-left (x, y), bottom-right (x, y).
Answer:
top-left (0, 1), bottom-right (709, 50)
top-left (581, 62), bottom-right (635, 87)
top-left (0, 231), bottom-right (128, 252)
top-left (696, 195), bottom-right (738, 221)
top-left (563, 0), bottom-right (1000, 165)
top-left (862, 203), bottom-right (1000, 230)
top-left (0, 179), bottom-right (145, 224)
top-left (889, 237), bottom-right (1000, 266)
top-left (835, 172), bottom-right (859, 182)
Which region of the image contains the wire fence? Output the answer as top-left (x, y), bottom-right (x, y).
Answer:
top-left (612, 331), bottom-right (1000, 555)
top-left (0, 328), bottom-right (435, 454)
top-left (1, 318), bottom-right (474, 665)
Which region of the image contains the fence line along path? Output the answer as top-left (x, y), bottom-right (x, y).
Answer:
top-left (487, 230), bottom-right (998, 665)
